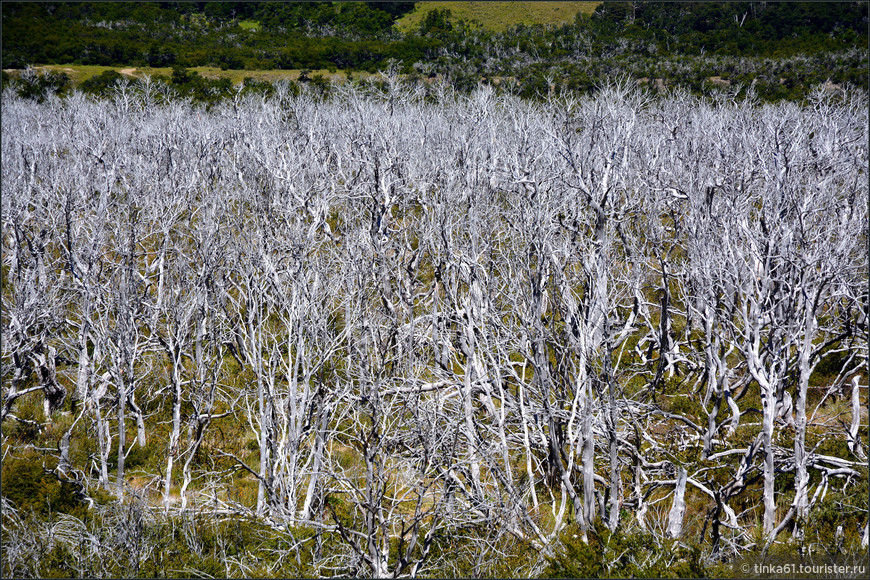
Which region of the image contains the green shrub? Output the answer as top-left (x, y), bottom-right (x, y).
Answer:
top-left (1, 453), bottom-right (85, 517)
top-left (80, 69), bottom-right (124, 96)
top-left (544, 521), bottom-right (708, 578)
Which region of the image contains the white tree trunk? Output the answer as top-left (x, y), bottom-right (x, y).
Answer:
top-left (666, 467), bottom-right (688, 539)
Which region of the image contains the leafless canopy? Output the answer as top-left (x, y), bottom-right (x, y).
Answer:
top-left (2, 77), bottom-right (867, 577)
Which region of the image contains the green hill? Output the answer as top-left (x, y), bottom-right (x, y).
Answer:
top-left (396, 1), bottom-right (601, 32)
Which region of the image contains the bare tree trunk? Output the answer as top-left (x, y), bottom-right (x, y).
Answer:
top-left (179, 417), bottom-right (208, 512)
top-left (518, 375), bottom-right (539, 510)
top-left (701, 309), bottom-right (723, 459)
top-left (745, 305), bottom-right (781, 538)
top-left (458, 274), bottom-right (486, 499)
top-left (93, 397), bottom-right (111, 489)
top-left (666, 467), bottom-right (688, 539)
top-left (164, 352), bottom-right (183, 510)
top-left (632, 430), bottom-right (647, 531)
top-left (581, 379), bottom-right (596, 529)
top-left (74, 303), bottom-right (91, 405)
top-left (848, 376), bottom-right (865, 459)
top-left (300, 395), bottom-right (328, 521)
top-left (604, 317), bottom-right (620, 532)
top-left (792, 306), bottom-right (814, 538)
top-left (760, 378), bottom-right (777, 537)
top-left (116, 368), bottom-right (126, 497)
top-left (256, 366), bottom-right (269, 516)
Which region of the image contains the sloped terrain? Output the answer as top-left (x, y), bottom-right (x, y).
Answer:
top-left (395, 1), bottom-right (601, 32)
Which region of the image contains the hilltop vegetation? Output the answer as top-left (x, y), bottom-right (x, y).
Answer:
top-left (1, 1), bottom-right (867, 101)
top-left (394, 2), bottom-right (602, 32)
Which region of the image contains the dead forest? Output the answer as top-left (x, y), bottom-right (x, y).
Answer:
top-left (1, 77), bottom-right (868, 577)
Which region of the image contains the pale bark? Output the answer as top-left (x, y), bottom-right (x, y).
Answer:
top-left (666, 467), bottom-right (688, 539)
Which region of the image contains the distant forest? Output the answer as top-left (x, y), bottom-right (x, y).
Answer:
top-left (2, 1), bottom-right (868, 101)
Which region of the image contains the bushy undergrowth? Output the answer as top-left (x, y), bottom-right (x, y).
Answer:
top-left (1, 496), bottom-right (324, 578)
top-left (544, 522), bottom-right (707, 578)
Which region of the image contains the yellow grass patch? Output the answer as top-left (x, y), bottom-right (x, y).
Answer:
top-left (4, 64), bottom-right (370, 86)
top-left (396, 1), bottom-right (601, 33)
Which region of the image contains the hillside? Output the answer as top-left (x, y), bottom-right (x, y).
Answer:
top-left (2, 2), bottom-right (866, 102)
top-left (395, 1), bottom-right (601, 32)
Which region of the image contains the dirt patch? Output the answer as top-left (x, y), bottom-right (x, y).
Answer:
top-left (824, 79), bottom-right (844, 94)
top-left (636, 77), bottom-right (667, 92)
top-left (119, 67), bottom-right (138, 77)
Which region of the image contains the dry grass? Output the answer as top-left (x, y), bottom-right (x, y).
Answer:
top-left (396, 1), bottom-right (601, 33)
top-left (3, 64), bottom-right (370, 86)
